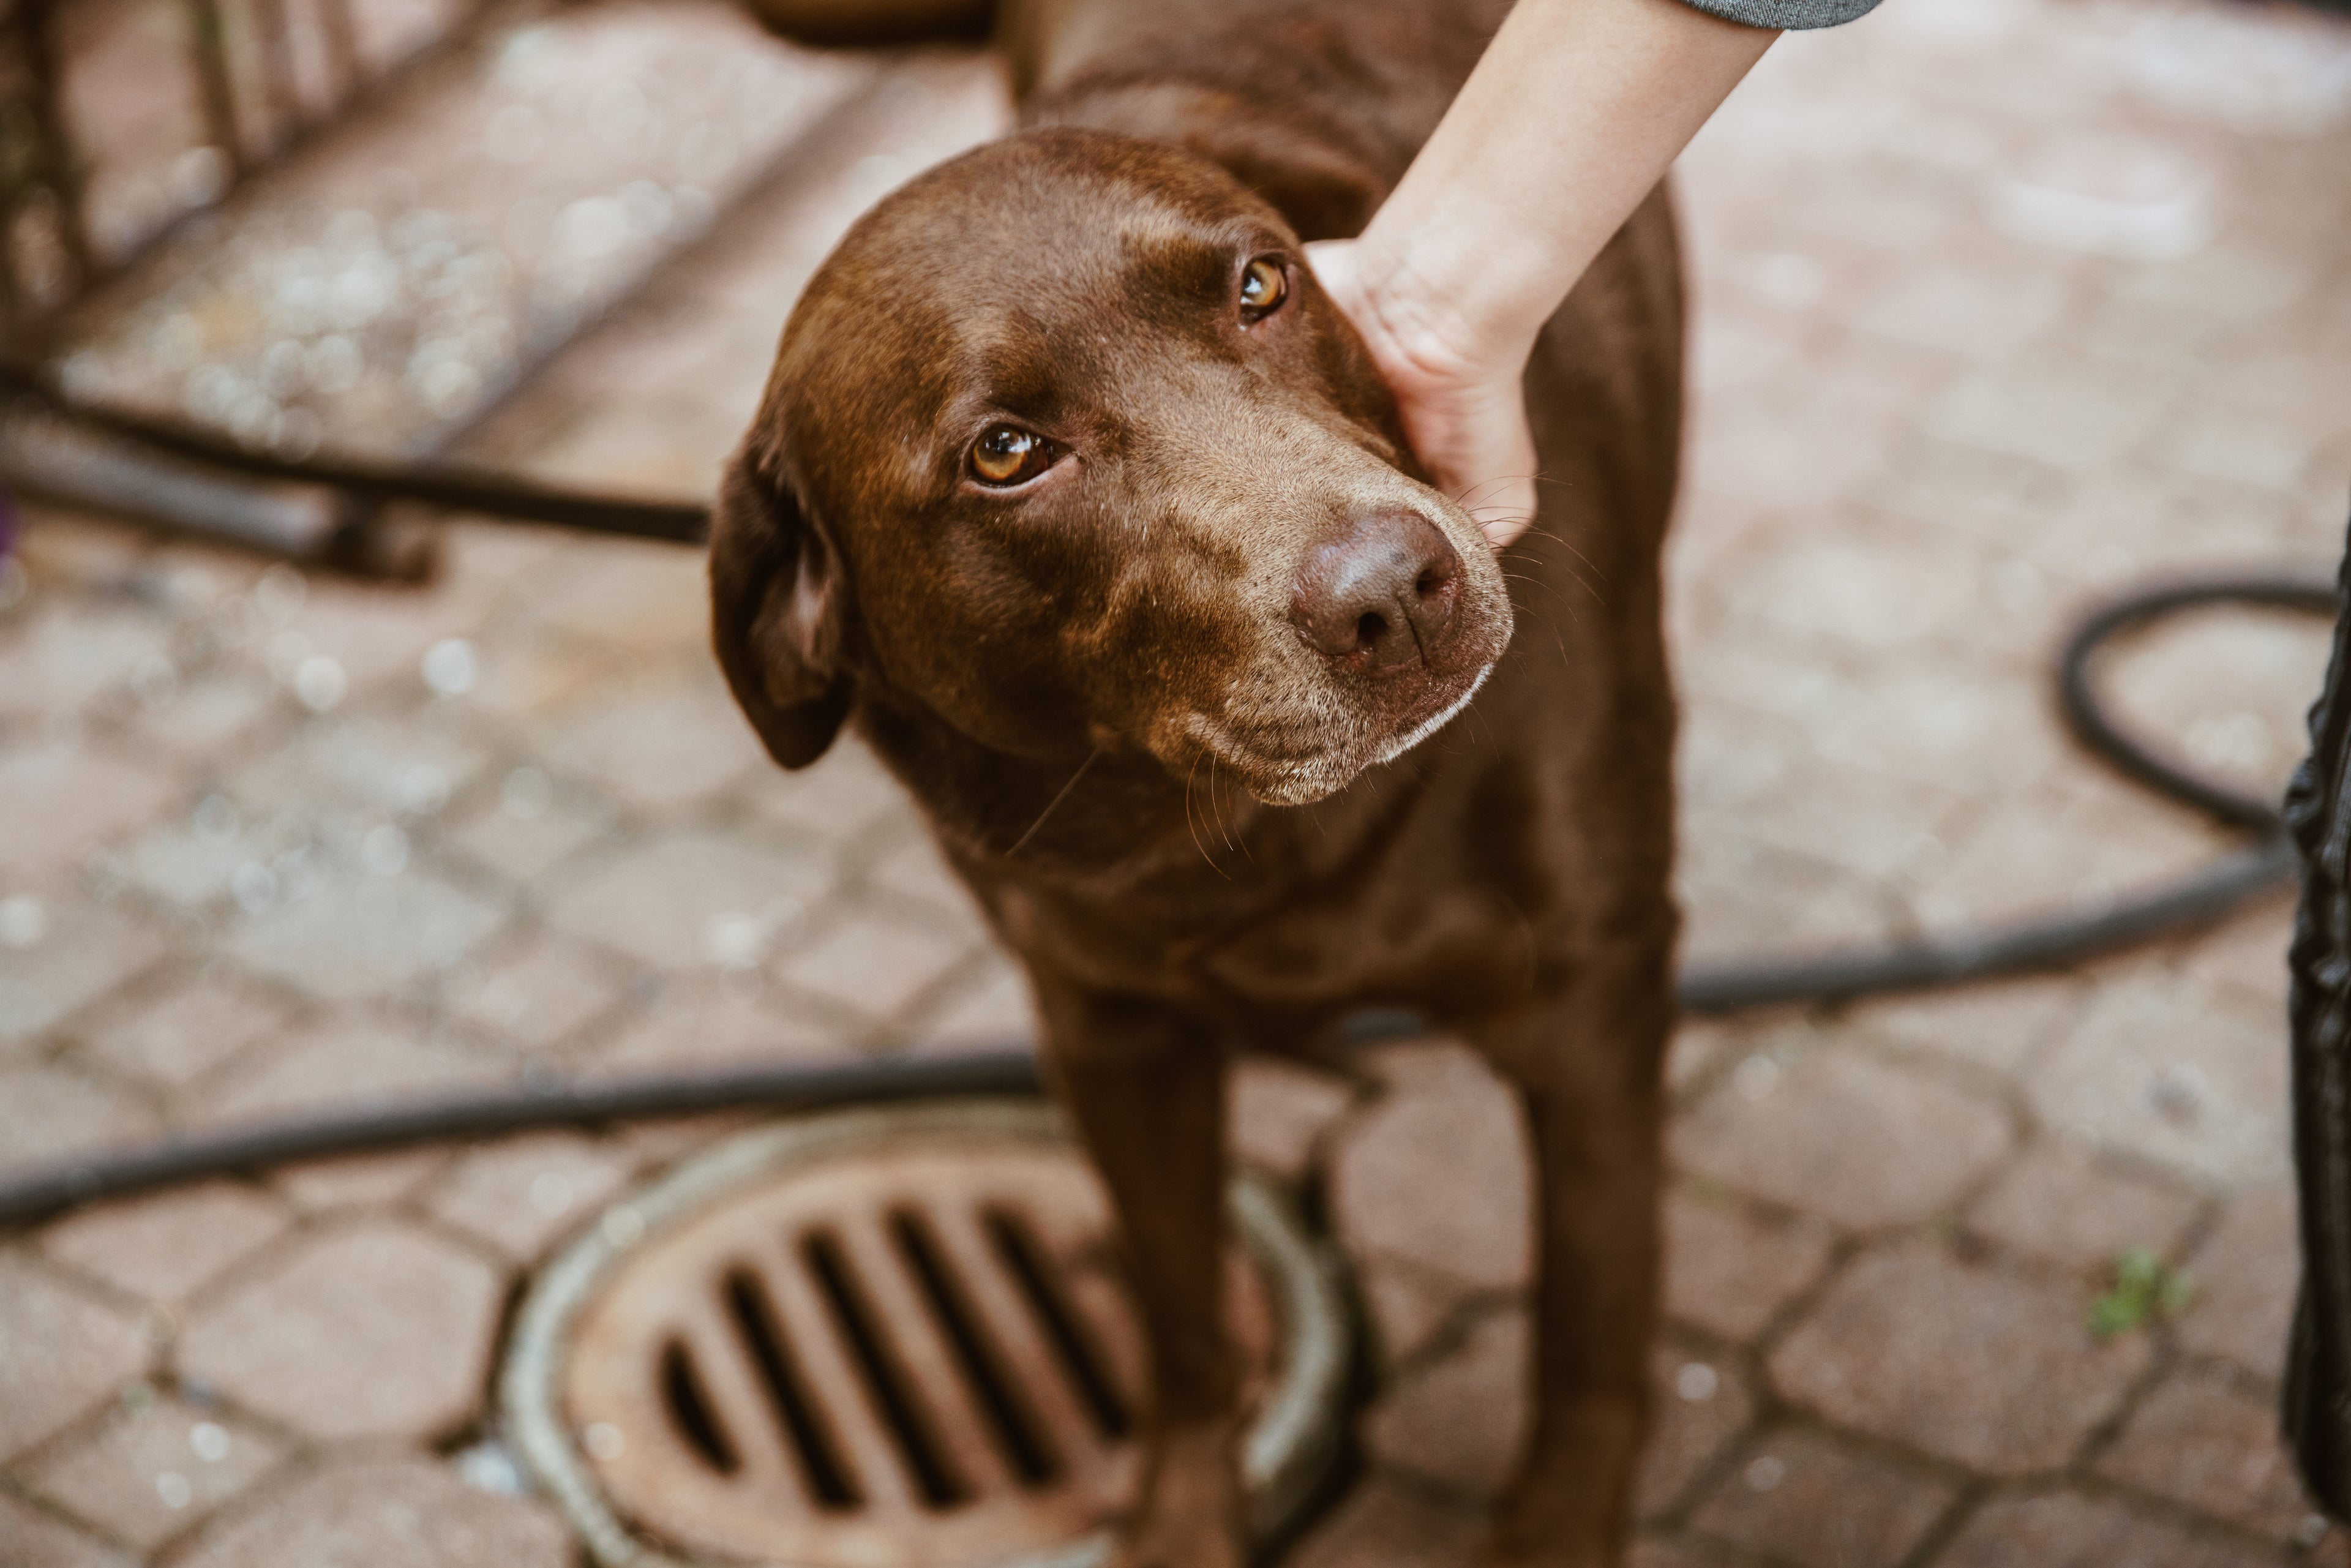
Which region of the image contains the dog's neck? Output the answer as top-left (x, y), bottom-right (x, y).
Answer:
top-left (853, 675), bottom-right (1446, 1011)
top-left (855, 682), bottom-right (1275, 885)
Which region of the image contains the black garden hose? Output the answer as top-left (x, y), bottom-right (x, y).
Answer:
top-left (1678, 570), bottom-right (2334, 1010)
top-left (0, 364), bottom-right (2330, 1229)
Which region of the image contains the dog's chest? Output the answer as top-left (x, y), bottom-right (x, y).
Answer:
top-left (984, 845), bottom-right (1538, 1025)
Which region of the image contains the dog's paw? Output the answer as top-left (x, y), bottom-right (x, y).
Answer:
top-left (1474, 1507), bottom-right (1627, 1568)
top-left (1474, 1545), bottom-right (1619, 1568)
top-left (1109, 1509), bottom-right (1246, 1568)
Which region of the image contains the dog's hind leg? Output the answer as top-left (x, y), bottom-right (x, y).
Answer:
top-left (1474, 940), bottom-right (1674, 1567)
top-left (1032, 977), bottom-right (1246, 1568)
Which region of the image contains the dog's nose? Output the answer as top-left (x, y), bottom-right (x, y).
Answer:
top-left (1291, 510), bottom-right (1463, 670)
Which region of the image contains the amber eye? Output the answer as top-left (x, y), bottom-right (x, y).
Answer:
top-left (969, 424), bottom-right (1053, 486)
top-left (1239, 257), bottom-right (1288, 318)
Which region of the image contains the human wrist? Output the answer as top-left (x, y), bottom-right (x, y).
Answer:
top-left (1339, 223), bottom-right (1547, 396)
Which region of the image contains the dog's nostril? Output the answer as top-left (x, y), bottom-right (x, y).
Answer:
top-left (1291, 509), bottom-right (1462, 669)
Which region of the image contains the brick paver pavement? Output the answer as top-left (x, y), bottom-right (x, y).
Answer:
top-left (3, 0), bottom-right (2350, 1562)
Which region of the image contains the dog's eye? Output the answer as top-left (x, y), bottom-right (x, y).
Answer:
top-left (969, 424), bottom-right (1054, 487)
top-left (1239, 257), bottom-right (1288, 319)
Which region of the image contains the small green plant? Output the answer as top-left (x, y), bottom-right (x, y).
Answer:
top-left (2089, 1247), bottom-right (2195, 1339)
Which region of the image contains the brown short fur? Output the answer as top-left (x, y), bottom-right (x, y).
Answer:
top-left (710, 1), bottom-right (1684, 1562)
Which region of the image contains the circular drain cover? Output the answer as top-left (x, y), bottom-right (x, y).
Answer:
top-left (500, 1100), bottom-right (1351, 1568)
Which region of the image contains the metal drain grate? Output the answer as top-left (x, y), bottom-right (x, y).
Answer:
top-left (501, 1100), bottom-right (1350, 1568)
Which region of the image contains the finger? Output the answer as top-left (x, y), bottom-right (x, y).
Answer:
top-left (1475, 476), bottom-right (1538, 550)
top-left (1301, 239), bottom-right (1357, 301)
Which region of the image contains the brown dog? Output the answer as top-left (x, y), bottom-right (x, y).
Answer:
top-left (709, 1), bottom-right (1685, 1562)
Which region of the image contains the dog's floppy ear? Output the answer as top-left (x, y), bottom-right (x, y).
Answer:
top-left (708, 441), bottom-right (851, 770)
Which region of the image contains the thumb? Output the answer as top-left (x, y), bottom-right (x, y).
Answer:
top-left (1409, 376), bottom-right (1539, 552)
top-left (1465, 412), bottom-right (1539, 552)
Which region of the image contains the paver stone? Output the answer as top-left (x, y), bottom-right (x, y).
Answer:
top-left (540, 675), bottom-right (765, 809)
top-left (443, 776), bottom-right (613, 885)
top-left (1640, 1343), bottom-right (1757, 1519)
top-left (1231, 1057), bottom-right (1355, 1184)
top-left (1359, 1254), bottom-right (1472, 1371)
top-left (442, 929), bottom-right (626, 1051)
top-left (24, 1395), bottom-right (287, 1551)
top-left (1364, 1308), bottom-right (1528, 1498)
top-left (2025, 978), bottom-right (2290, 1186)
top-left (424, 1130), bottom-right (639, 1261)
top-left (1663, 1191), bottom-right (1834, 1343)
top-left (1330, 1045), bottom-right (1531, 1291)
top-left (0, 1254), bottom-right (152, 1463)
top-left (1688, 1425), bottom-right (1955, 1567)
top-left (224, 863), bottom-right (505, 1002)
top-left (0, 893), bottom-right (167, 1046)
top-left (170, 1452), bottom-right (572, 1568)
top-left (1935, 1488), bottom-right (2281, 1568)
top-left (2094, 1364), bottom-right (2315, 1537)
top-left (542, 826), bottom-right (832, 971)
top-left (39, 1181), bottom-right (291, 1303)
top-left (1284, 1475), bottom-right (1487, 1568)
top-left (200, 1013), bottom-right (508, 1123)
top-left (0, 743), bottom-right (176, 882)
top-left (587, 978), bottom-right (855, 1075)
top-left (1848, 973), bottom-right (2085, 1075)
top-left (915, 955), bottom-right (1035, 1047)
top-left (1766, 1239), bottom-right (2150, 1474)
top-left (0, 1492), bottom-right (134, 1568)
top-left (176, 1218), bottom-right (504, 1440)
top-left (1674, 1048), bottom-right (2010, 1230)
top-left (0, 1066), bottom-right (158, 1169)
top-left (775, 909), bottom-right (978, 1024)
top-left (80, 977), bottom-right (293, 1088)
top-left (1965, 1142), bottom-right (2201, 1269)
top-left (2177, 1179), bottom-right (2298, 1381)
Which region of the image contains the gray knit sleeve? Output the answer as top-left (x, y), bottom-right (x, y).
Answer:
top-left (1676, 0), bottom-right (1881, 26)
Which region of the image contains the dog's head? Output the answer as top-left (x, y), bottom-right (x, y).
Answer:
top-left (711, 127), bottom-right (1512, 808)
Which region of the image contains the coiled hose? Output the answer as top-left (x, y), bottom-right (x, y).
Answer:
top-left (0, 360), bottom-right (2330, 1228)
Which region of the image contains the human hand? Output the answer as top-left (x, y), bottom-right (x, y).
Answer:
top-left (1305, 238), bottom-right (1540, 552)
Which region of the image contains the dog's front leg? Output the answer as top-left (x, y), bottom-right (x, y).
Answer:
top-left (1034, 976), bottom-right (1243, 1568)
top-left (1477, 950), bottom-right (1671, 1568)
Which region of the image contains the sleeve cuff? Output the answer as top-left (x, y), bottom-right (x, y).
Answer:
top-left (1674, 0), bottom-right (1883, 29)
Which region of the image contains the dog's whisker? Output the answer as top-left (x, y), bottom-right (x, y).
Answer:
top-left (1208, 754), bottom-right (1237, 853)
top-left (1448, 471), bottom-right (1556, 505)
top-left (1185, 756), bottom-right (1204, 860)
top-left (1183, 756), bottom-right (1231, 879)
top-left (1550, 534), bottom-right (1613, 589)
top-left (1498, 567), bottom-right (1578, 605)
top-left (1484, 511), bottom-right (1602, 585)
top-left (1212, 757), bottom-right (1256, 860)
top-left (1220, 766), bottom-right (1253, 860)
top-left (1510, 557), bottom-right (1604, 610)
top-left (1498, 571), bottom-right (1582, 636)
top-left (1003, 748), bottom-right (1101, 858)
top-left (1449, 474), bottom-right (1520, 507)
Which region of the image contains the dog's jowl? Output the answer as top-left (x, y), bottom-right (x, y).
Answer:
top-left (710, 2), bottom-right (1685, 1562)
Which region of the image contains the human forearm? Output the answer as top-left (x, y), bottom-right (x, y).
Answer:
top-left (1349, 0), bottom-right (1775, 377)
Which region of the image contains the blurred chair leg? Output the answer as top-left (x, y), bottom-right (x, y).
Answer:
top-left (0, 403), bottom-right (437, 581)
